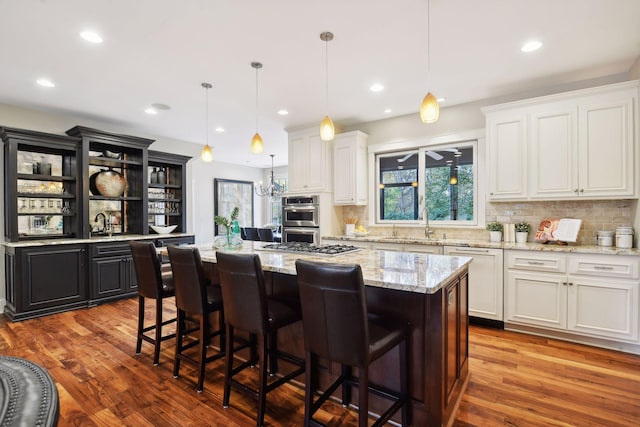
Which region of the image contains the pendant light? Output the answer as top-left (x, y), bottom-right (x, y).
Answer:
top-left (420, 0), bottom-right (440, 124)
top-left (200, 82), bottom-right (213, 162)
top-left (251, 61), bottom-right (264, 154)
top-left (319, 31), bottom-right (335, 141)
top-left (255, 154), bottom-right (285, 198)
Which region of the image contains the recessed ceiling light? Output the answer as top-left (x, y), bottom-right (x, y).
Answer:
top-left (277, 109), bottom-right (289, 115)
top-left (80, 30), bottom-right (103, 44)
top-left (521, 40), bottom-right (542, 53)
top-left (370, 83), bottom-right (384, 92)
top-left (437, 97), bottom-right (446, 103)
top-left (384, 108), bottom-right (392, 113)
top-left (144, 107), bottom-right (158, 115)
top-left (36, 78), bottom-right (55, 88)
top-left (215, 126), bottom-right (225, 133)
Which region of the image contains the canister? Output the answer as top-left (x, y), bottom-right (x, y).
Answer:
top-left (615, 226), bottom-right (634, 249)
top-left (596, 230), bottom-right (613, 247)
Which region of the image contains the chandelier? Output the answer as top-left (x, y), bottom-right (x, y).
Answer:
top-left (255, 154), bottom-right (285, 198)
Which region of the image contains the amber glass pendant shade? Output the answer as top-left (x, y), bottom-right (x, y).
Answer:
top-left (420, 92), bottom-right (440, 123)
top-left (201, 144), bottom-right (213, 162)
top-left (251, 133), bottom-right (264, 154)
top-left (320, 115), bottom-right (335, 141)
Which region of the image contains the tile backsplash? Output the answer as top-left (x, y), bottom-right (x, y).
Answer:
top-left (341, 199), bottom-right (637, 245)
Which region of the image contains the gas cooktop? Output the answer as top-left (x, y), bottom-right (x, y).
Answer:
top-left (259, 242), bottom-right (361, 256)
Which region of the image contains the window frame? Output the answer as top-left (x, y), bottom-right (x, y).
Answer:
top-left (370, 131), bottom-right (485, 229)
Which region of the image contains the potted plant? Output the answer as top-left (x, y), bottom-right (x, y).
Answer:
top-left (214, 207), bottom-right (242, 249)
top-left (486, 221), bottom-right (504, 242)
top-left (514, 221), bottom-right (531, 243)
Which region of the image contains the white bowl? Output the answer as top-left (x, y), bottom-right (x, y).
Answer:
top-left (149, 224), bottom-right (177, 234)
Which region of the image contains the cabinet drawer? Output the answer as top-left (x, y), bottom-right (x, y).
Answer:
top-left (568, 255), bottom-right (639, 279)
top-left (90, 241), bottom-right (133, 257)
top-left (506, 251), bottom-right (566, 273)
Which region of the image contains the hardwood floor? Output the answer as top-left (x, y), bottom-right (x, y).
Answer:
top-left (0, 298), bottom-right (638, 426)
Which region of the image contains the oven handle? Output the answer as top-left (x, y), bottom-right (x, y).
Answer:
top-left (284, 228), bottom-right (318, 235)
top-left (283, 206), bottom-right (318, 212)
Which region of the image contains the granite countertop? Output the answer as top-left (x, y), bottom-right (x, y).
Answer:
top-left (159, 241), bottom-right (472, 295)
top-left (1, 233), bottom-right (194, 248)
top-left (323, 235), bottom-right (640, 256)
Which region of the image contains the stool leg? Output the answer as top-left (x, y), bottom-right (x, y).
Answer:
top-left (303, 352), bottom-right (315, 427)
top-left (223, 325), bottom-right (234, 408)
top-left (153, 297), bottom-right (163, 366)
top-left (219, 308), bottom-right (226, 353)
top-left (173, 310), bottom-right (184, 379)
top-left (358, 366), bottom-right (368, 427)
top-left (136, 295), bottom-right (144, 354)
top-left (268, 330), bottom-right (278, 375)
top-left (341, 365), bottom-right (352, 406)
top-left (197, 314), bottom-right (207, 393)
top-left (257, 334), bottom-right (268, 427)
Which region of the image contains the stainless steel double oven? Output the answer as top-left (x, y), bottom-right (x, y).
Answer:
top-left (281, 195), bottom-right (319, 244)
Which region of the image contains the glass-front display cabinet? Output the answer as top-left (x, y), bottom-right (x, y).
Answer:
top-left (66, 126), bottom-right (153, 238)
top-left (148, 150), bottom-right (191, 234)
top-left (2, 127), bottom-right (81, 241)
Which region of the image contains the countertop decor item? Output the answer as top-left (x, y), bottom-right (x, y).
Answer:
top-left (214, 206), bottom-right (242, 249)
top-left (103, 150), bottom-right (121, 159)
top-left (486, 221), bottom-right (503, 242)
top-left (149, 224), bottom-right (177, 234)
top-left (92, 168), bottom-right (126, 197)
top-left (535, 218), bottom-right (582, 244)
top-left (514, 221), bottom-right (531, 243)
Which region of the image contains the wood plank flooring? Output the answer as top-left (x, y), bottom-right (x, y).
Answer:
top-left (0, 297), bottom-right (638, 426)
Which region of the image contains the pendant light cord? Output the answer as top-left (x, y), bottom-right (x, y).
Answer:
top-left (427, 0), bottom-right (431, 75)
top-left (204, 84), bottom-right (209, 146)
top-left (325, 37), bottom-right (329, 114)
top-left (255, 65), bottom-right (259, 131)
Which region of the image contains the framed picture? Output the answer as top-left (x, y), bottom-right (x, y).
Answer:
top-left (214, 178), bottom-right (254, 234)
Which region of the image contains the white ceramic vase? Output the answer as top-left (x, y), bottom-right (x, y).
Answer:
top-left (489, 231), bottom-right (502, 242)
top-left (515, 232), bottom-right (528, 243)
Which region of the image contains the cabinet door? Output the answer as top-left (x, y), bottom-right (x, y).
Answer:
top-left (333, 140), bottom-right (355, 204)
top-left (91, 256), bottom-right (129, 300)
top-left (445, 247), bottom-right (503, 321)
top-left (506, 270), bottom-right (567, 329)
top-left (15, 245), bottom-right (87, 316)
top-left (567, 275), bottom-right (639, 342)
top-left (306, 135), bottom-right (329, 191)
top-left (486, 110), bottom-right (528, 200)
top-left (578, 95), bottom-right (635, 198)
top-left (287, 135), bottom-right (310, 192)
top-left (529, 103), bottom-right (578, 199)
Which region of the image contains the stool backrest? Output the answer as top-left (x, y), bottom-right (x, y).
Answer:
top-left (167, 246), bottom-right (209, 315)
top-left (130, 240), bottom-right (163, 299)
top-left (257, 228), bottom-right (275, 242)
top-left (242, 227), bottom-right (260, 241)
top-left (216, 252), bottom-right (268, 335)
top-left (295, 260), bottom-right (369, 366)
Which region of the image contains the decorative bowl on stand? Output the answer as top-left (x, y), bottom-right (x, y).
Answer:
top-left (149, 224), bottom-right (177, 234)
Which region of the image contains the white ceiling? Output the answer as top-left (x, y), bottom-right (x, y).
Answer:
top-left (1, 0), bottom-right (639, 168)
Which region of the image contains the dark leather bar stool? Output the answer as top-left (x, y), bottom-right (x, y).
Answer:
top-left (241, 227), bottom-right (260, 241)
top-left (167, 245), bottom-right (226, 393)
top-left (130, 240), bottom-right (177, 366)
top-left (295, 260), bottom-right (409, 427)
top-left (257, 228), bottom-right (275, 242)
top-left (216, 252), bottom-right (305, 427)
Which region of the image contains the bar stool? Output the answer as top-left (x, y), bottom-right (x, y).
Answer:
top-left (241, 227), bottom-right (260, 241)
top-left (257, 228), bottom-right (275, 242)
top-left (130, 241), bottom-right (176, 366)
top-left (295, 260), bottom-right (409, 427)
top-left (216, 252), bottom-right (305, 427)
top-left (167, 245), bottom-right (226, 393)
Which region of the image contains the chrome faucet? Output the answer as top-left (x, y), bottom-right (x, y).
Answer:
top-left (424, 207), bottom-right (434, 239)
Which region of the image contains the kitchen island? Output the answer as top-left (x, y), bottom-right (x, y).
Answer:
top-left (181, 241), bottom-right (472, 427)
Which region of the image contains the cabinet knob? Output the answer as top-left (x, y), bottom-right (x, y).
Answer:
top-left (574, 189), bottom-right (579, 193)
top-left (580, 189), bottom-right (584, 193)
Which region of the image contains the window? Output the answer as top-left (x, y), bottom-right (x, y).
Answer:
top-left (376, 141), bottom-right (477, 226)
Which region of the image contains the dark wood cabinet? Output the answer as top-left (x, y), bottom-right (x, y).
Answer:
top-left (4, 244), bottom-right (87, 321)
top-left (147, 150), bottom-right (191, 235)
top-left (89, 241), bottom-right (137, 304)
top-left (66, 126), bottom-right (154, 238)
top-left (2, 127), bottom-right (82, 242)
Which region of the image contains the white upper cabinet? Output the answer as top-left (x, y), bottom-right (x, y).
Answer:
top-left (484, 80), bottom-right (638, 201)
top-left (486, 109), bottom-right (528, 200)
top-left (333, 131), bottom-right (368, 205)
top-left (288, 129), bottom-right (332, 193)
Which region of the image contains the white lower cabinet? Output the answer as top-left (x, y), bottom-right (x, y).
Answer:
top-left (505, 250), bottom-right (640, 344)
top-left (445, 246), bottom-right (503, 321)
